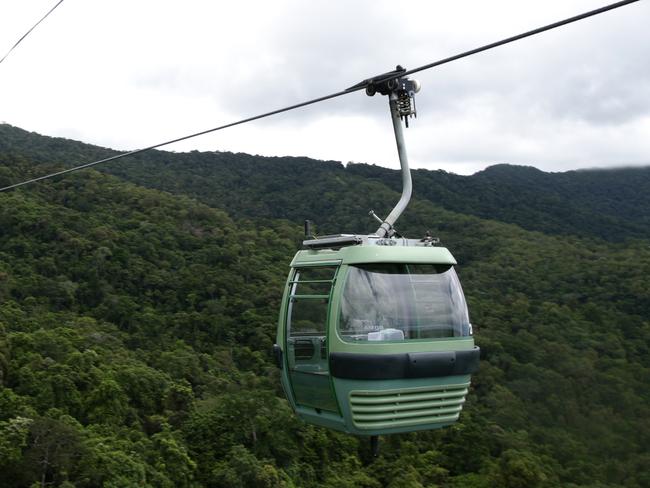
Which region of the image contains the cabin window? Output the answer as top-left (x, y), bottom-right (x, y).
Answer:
top-left (292, 267), bottom-right (336, 297)
top-left (290, 298), bottom-right (329, 336)
top-left (288, 266), bottom-right (337, 339)
top-left (339, 263), bottom-right (470, 341)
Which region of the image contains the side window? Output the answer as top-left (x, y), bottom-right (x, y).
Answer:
top-left (288, 266), bottom-right (336, 339)
top-left (290, 299), bottom-right (329, 336)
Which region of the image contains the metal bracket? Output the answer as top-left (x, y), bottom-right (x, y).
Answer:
top-left (346, 65), bottom-right (406, 93)
top-left (368, 210), bottom-right (384, 225)
top-left (303, 235), bottom-right (363, 249)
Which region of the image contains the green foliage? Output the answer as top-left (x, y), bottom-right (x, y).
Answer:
top-left (0, 124), bottom-right (648, 487)
top-left (0, 416), bottom-right (32, 468)
top-left (347, 162), bottom-right (650, 242)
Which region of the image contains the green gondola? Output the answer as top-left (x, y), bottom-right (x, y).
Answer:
top-left (274, 67), bottom-right (479, 437)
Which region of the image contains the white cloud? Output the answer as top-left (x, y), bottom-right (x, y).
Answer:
top-left (0, 0), bottom-right (648, 175)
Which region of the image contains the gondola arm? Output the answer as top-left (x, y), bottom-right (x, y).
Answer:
top-left (363, 68), bottom-right (420, 238)
top-left (376, 92), bottom-right (413, 238)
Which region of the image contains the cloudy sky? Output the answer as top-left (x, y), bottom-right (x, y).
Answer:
top-left (1, 0), bottom-right (648, 175)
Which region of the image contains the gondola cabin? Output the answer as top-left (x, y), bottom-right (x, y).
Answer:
top-left (275, 69), bottom-right (479, 436)
top-left (275, 234), bottom-right (479, 436)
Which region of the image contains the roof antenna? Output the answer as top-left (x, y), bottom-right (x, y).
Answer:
top-left (362, 65), bottom-right (421, 238)
top-left (304, 219), bottom-right (315, 239)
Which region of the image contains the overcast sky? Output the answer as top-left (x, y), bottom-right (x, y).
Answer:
top-left (1, 0), bottom-right (649, 175)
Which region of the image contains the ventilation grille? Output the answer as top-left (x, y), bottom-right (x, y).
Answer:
top-left (349, 382), bottom-right (469, 430)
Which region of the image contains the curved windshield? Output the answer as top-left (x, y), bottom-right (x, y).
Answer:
top-left (339, 264), bottom-right (470, 341)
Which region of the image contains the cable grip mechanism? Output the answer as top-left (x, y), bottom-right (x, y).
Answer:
top-left (353, 65), bottom-right (421, 127)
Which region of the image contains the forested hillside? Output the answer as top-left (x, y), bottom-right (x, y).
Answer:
top-left (348, 163), bottom-right (650, 242)
top-left (0, 125), bottom-right (649, 487)
top-left (2, 124), bottom-right (649, 242)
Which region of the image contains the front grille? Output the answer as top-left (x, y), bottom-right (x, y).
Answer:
top-left (349, 382), bottom-right (470, 430)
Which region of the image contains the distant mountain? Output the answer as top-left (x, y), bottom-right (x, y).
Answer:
top-left (348, 162), bottom-right (650, 241)
top-left (0, 123), bottom-right (649, 487)
top-left (2, 123), bottom-right (648, 242)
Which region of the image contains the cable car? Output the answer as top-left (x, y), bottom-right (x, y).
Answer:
top-left (274, 67), bottom-right (479, 437)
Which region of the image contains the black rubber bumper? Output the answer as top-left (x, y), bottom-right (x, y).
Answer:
top-left (329, 347), bottom-right (480, 380)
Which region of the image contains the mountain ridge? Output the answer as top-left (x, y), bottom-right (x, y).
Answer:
top-left (2, 123), bottom-right (648, 242)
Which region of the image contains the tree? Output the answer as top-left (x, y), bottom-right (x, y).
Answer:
top-left (22, 414), bottom-right (84, 488)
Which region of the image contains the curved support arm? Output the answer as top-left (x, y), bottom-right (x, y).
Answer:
top-left (375, 92), bottom-right (413, 238)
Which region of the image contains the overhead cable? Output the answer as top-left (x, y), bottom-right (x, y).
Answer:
top-left (0, 88), bottom-right (355, 192)
top-left (0, 0), bottom-right (640, 193)
top-left (401, 0), bottom-right (641, 79)
top-left (0, 0), bottom-right (65, 66)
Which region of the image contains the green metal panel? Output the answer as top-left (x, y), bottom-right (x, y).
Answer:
top-left (332, 375), bottom-right (472, 436)
top-left (330, 336), bottom-right (476, 355)
top-left (291, 245), bottom-right (457, 267)
top-left (293, 405), bottom-right (348, 432)
top-left (289, 253), bottom-right (342, 267)
top-left (290, 371), bottom-right (337, 411)
top-left (340, 245), bottom-right (456, 265)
